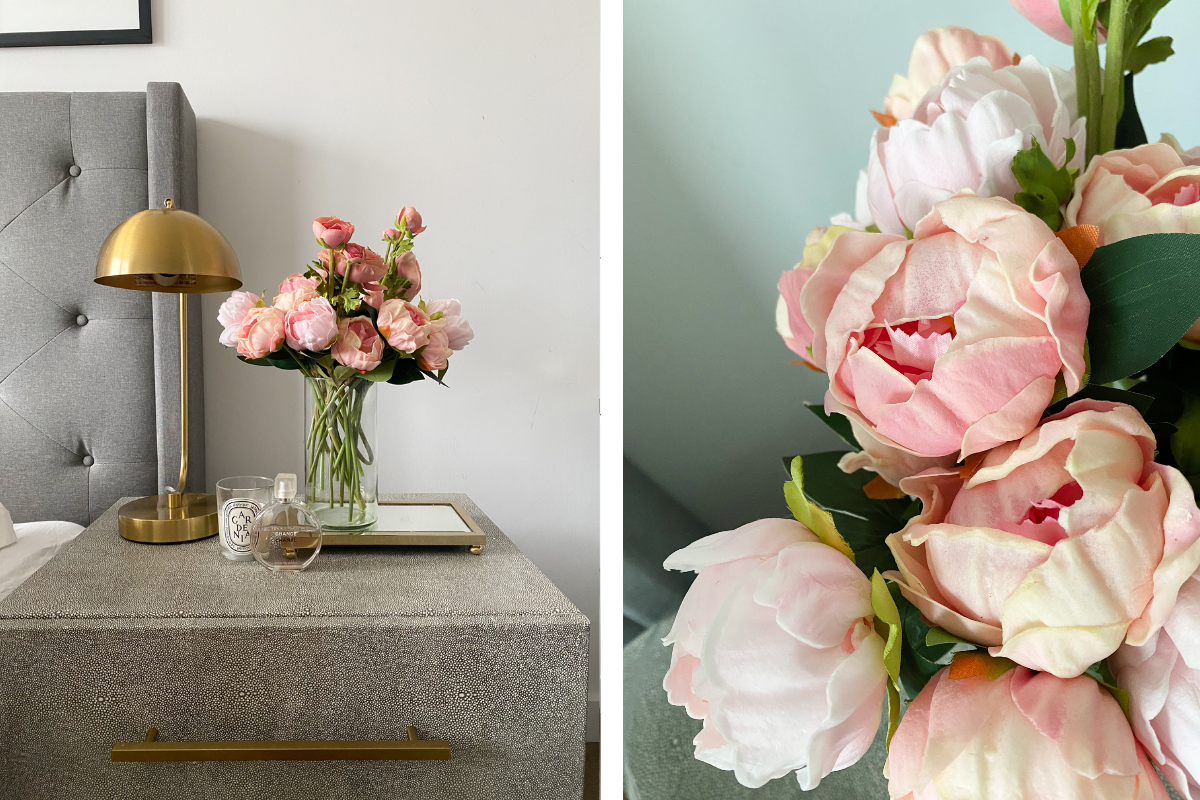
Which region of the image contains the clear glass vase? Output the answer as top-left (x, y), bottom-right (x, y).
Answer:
top-left (303, 376), bottom-right (378, 531)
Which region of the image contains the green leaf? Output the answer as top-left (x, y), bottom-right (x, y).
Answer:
top-left (804, 402), bottom-right (859, 450)
top-left (1083, 233), bottom-right (1200, 384)
top-left (1012, 136), bottom-right (1078, 230)
top-left (362, 359), bottom-right (396, 383)
top-left (781, 451), bottom-right (915, 578)
top-left (1043, 383), bottom-right (1154, 416)
top-left (783, 456), bottom-right (856, 563)
top-left (864, 224), bottom-right (881, 234)
top-left (894, 591), bottom-right (979, 700)
top-left (926, 627), bottom-right (973, 647)
top-left (1172, 393), bottom-right (1200, 488)
top-left (386, 358), bottom-right (427, 386)
top-left (1126, 0), bottom-right (1172, 51)
top-left (265, 350), bottom-right (303, 370)
top-left (1127, 35), bottom-right (1174, 74)
top-left (1115, 72), bottom-right (1149, 150)
top-left (870, 571), bottom-right (903, 748)
top-left (1086, 661), bottom-right (1132, 719)
top-left (332, 365), bottom-right (357, 382)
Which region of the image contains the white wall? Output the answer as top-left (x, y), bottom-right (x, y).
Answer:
top-left (0, 0), bottom-right (600, 725)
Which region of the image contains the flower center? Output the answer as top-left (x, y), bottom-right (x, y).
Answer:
top-left (1174, 183), bottom-right (1200, 207)
top-left (1016, 481), bottom-right (1083, 545)
top-left (863, 317), bottom-right (955, 382)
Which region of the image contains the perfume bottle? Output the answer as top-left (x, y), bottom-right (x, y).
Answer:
top-left (250, 473), bottom-right (322, 572)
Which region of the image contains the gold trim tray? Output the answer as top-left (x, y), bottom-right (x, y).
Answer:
top-left (320, 500), bottom-right (487, 553)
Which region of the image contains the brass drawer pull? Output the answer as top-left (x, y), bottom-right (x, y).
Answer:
top-left (111, 726), bottom-right (451, 762)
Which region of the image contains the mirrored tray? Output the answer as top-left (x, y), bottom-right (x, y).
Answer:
top-left (319, 500), bottom-right (486, 553)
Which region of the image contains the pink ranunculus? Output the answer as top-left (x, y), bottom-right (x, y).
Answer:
top-left (396, 206), bottom-right (426, 234)
top-left (317, 248), bottom-right (347, 280)
top-left (863, 56), bottom-right (1085, 236)
top-left (662, 519), bottom-right (888, 790)
top-left (360, 281), bottom-right (385, 310)
top-left (1009, 0), bottom-right (1106, 45)
top-left (272, 283), bottom-right (319, 313)
top-left (396, 250), bottom-right (422, 300)
top-left (340, 243), bottom-right (388, 284)
top-left (418, 327), bottom-right (452, 372)
top-left (377, 299), bottom-right (431, 354)
top-left (331, 316), bottom-right (383, 373)
top-left (800, 194), bottom-right (1088, 483)
top-left (383, 227), bottom-right (401, 239)
top-left (887, 661), bottom-right (1167, 800)
top-left (883, 27), bottom-right (1014, 122)
top-left (235, 306), bottom-right (286, 360)
top-left (277, 272), bottom-right (318, 295)
top-left (885, 400), bottom-right (1200, 678)
top-left (1066, 140), bottom-right (1200, 246)
top-left (425, 298), bottom-right (474, 351)
top-left (312, 215), bottom-right (354, 249)
top-left (217, 290), bottom-right (260, 347)
top-left (777, 225), bottom-right (852, 366)
top-left (1112, 574), bottom-right (1200, 800)
top-left (283, 296), bottom-right (338, 352)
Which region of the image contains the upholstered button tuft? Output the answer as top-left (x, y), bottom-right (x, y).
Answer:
top-left (69, 165), bottom-right (81, 177)
top-left (76, 314), bottom-right (88, 326)
top-left (82, 455), bottom-right (94, 467)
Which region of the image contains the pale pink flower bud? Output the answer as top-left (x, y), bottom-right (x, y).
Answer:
top-left (396, 206), bottom-right (426, 234)
top-left (424, 298), bottom-right (474, 351)
top-left (235, 306), bottom-right (286, 360)
top-left (418, 328), bottom-right (452, 372)
top-left (217, 290), bottom-right (260, 347)
top-left (331, 316), bottom-right (383, 373)
top-left (396, 250), bottom-right (422, 300)
top-left (312, 215), bottom-right (354, 249)
top-left (377, 299), bottom-right (430, 354)
top-left (283, 296), bottom-right (338, 352)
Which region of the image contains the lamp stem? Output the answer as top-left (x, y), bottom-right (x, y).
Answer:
top-left (168, 291), bottom-right (189, 508)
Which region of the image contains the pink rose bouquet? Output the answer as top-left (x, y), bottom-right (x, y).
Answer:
top-left (664, 7), bottom-right (1200, 797)
top-left (216, 207), bottom-right (472, 524)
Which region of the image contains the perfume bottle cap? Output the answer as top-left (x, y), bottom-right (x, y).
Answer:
top-left (274, 473), bottom-right (297, 500)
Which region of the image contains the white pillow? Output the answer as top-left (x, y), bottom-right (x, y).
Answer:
top-left (0, 502), bottom-right (15, 550)
top-left (0, 519), bottom-right (85, 602)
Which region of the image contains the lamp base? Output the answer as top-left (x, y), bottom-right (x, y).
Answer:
top-left (117, 493), bottom-right (219, 544)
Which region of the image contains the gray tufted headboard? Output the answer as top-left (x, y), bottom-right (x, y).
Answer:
top-left (0, 82), bottom-right (206, 526)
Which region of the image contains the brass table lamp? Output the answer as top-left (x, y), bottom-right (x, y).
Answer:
top-left (95, 199), bottom-right (242, 543)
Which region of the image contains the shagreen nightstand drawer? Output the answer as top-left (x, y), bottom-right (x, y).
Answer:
top-left (0, 494), bottom-right (589, 800)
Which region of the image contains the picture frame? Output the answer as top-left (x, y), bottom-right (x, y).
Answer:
top-left (0, 0), bottom-right (151, 48)
top-left (320, 500), bottom-right (488, 553)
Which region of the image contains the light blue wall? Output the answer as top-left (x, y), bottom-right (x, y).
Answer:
top-left (625, 0), bottom-right (1200, 533)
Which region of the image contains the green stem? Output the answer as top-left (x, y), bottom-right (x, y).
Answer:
top-left (1100, 0), bottom-right (1128, 154)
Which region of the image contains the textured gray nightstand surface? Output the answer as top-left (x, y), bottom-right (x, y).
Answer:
top-left (0, 494), bottom-right (589, 800)
top-left (0, 493), bottom-right (579, 620)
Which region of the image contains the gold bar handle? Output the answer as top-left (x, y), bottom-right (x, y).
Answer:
top-left (111, 726), bottom-right (451, 762)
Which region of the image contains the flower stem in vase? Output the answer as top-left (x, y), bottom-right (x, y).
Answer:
top-left (303, 374), bottom-right (379, 532)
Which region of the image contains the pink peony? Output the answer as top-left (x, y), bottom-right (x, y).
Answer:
top-left (886, 400), bottom-right (1200, 678)
top-left (376, 299), bottom-right (431, 354)
top-left (283, 296), bottom-right (338, 352)
top-left (235, 306), bottom-right (286, 360)
top-left (662, 519), bottom-right (888, 790)
top-left (1066, 140), bottom-right (1200, 245)
top-left (396, 250), bottom-right (422, 300)
top-left (777, 225), bottom-right (852, 366)
top-left (883, 27), bottom-right (1014, 122)
top-left (277, 272), bottom-right (318, 295)
top-left (331, 316), bottom-right (383, 373)
top-left (862, 56), bottom-right (1084, 235)
top-left (312, 215), bottom-right (354, 249)
top-left (217, 290), bottom-right (260, 347)
top-left (425, 298), bottom-right (474, 351)
top-left (887, 660), bottom-right (1167, 800)
top-left (396, 206), bottom-right (426, 234)
top-left (272, 283), bottom-right (319, 313)
top-left (1009, 0), bottom-right (1105, 45)
top-left (800, 194), bottom-right (1089, 483)
top-left (419, 328), bottom-right (452, 372)
top-left (1112, 574), bottom-right (1200, 800)
top-left (360, 281), bottom-right (385, 310)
